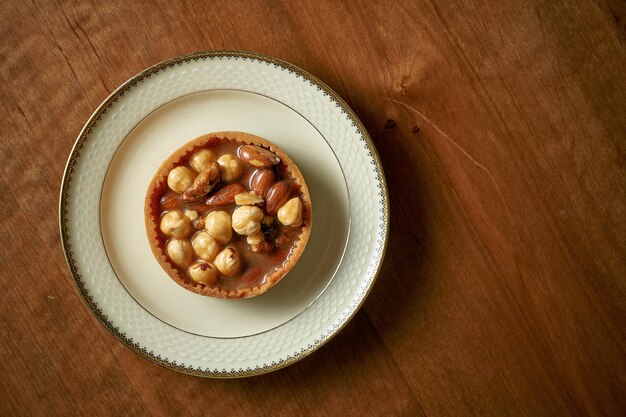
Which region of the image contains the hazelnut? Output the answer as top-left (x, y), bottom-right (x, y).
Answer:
top-left (205, 211), bottom-right (232, 243)
top-left (232, 206), bottom-right (264, 236)
top-left (166, 239), bottom-right (193, 268)
top-left (191, 231), bottom-right (221, 262)
top-left (160, 210), bottom-right (192, 238)
top-left (247, 232), bottom-right (272, 253)
top-left (188, 262), bottom-right (219, 285)
top-left (184, 209), bottom-right (198, 222)
top-left (189, 149), bottom-right (216, 173)
top-left (217, 154), bottom-right (244, 182)
top-left (167, 166), bottom-right (196, 193)
top-left (246, 232), bottom-right (265, 246)
top-left (214, 246), bottom-right (241, 276)
top-left (277, 197), bottom-right (303, 227)
top-left (251, 241), bottom-right (273, 253)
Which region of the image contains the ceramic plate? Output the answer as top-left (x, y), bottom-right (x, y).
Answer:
top-left (60, 51), bottom-right (388, 377)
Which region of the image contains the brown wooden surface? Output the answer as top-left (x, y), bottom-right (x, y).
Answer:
top-left (1, 0), bottom-right (625, 416)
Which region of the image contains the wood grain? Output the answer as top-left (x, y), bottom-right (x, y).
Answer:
top-left (1, 0), bottom-right (624, 416)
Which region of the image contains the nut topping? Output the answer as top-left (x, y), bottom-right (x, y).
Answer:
top-left (205, 211), bottom-right (233, 244)
top-left (193, 217), bottom-right (205, 229)
top-left (234, 191), bottom-right (264, 206)
top-left (149, 134), bottom-right (309, 296)
top-left (214, 246), bottom-right (241, 276)
top-left (246, 232), bottom-right (265, 246)
top-left (249, 169), bottom-right (275, 197)
top-left (217, 154), bottom-right (244, 182)
top-left (231, 206), bottom-right (264, 236)
top-left (247, 232), bottom-right (273, 253)
top-left (160, 193), bottom-right (180, 210)
top-left (192, 231), bottom-right (221, 262)
top-left (167, 166), bottom-right (196, 193)
top-left (160, 210), bottom-right (192, 238)
top-left (166, 239), bottom-right (193, 268)
top-left (205, 183), bottom-right (246, 206)
top-left (184, 209), bottom-right (198, 222)
top-left (189, 149), bottom-right (216, 173)
top-left (181, 162), bottom-right (221, 202)
top-left (265, 181), bottom-right (292, 215)
top-left (188, 261), bottom-right (219, 284)
top-left (251, 241), bottom-right (273, 253)
top-left (238, 145), bottom-right (280, 167)
top-left (277, 197), bottom-right (303, 227)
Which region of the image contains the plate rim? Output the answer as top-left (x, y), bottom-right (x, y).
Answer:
top-left (59, 50), bottom-right (390, 378)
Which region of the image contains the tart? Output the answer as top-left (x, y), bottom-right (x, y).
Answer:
top-left (144, 131), bottom-right (312, 299)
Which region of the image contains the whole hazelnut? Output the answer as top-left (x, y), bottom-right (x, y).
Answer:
top-left (166, 239), bottom-right (193, 268)
top-left (214, 246), bottom-right (241, 277)
top-left (231, 206), bottom-right (264, 236)
top-left (189, 149), bottom-right (216, 173)
top-left (277, 197), bottom-right (303, 227)
top-left (160, 210), bottom-right (192, 238)
top-left (217, 154), bottom-right (244, 182)
top-left (167, 166), bottom-right (196, 193)
top-left (205, 211), bottom-right (232, 244)
top-left (191, 231), bottom-right (221, 262)
top-left (188, 262), bottom-right (219, 285)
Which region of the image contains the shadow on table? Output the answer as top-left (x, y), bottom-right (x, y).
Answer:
top-left (187, 310), bottom-right (413, 410)
top-left (360, 120), bottom-right (433, 341)
top-left (187, 122), bottom-right (432, 397)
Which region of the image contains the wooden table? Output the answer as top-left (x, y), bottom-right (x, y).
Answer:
top-left (1, 1), bottom-right (624, 416)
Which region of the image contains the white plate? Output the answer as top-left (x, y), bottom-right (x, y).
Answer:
top-left (102, 90), bottom-right (349, 337)
top-left (60, 51), bottom-right (388, 377)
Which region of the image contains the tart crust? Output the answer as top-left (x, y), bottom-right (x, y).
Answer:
top-left (144, 131), bottom-right (312, 299)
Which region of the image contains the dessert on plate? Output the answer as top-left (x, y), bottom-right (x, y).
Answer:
top-left (144, 131), bottom-right (312, 299)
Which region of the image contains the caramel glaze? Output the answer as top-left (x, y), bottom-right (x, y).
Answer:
top-left (150, 138), bottom-right (305, 291)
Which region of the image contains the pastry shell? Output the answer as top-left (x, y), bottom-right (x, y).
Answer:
top-left (144, 131), bottom-right (312, 299)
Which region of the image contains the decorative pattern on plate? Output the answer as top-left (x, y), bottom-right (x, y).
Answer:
top-left (60, 50), bottom-right (389, 377)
